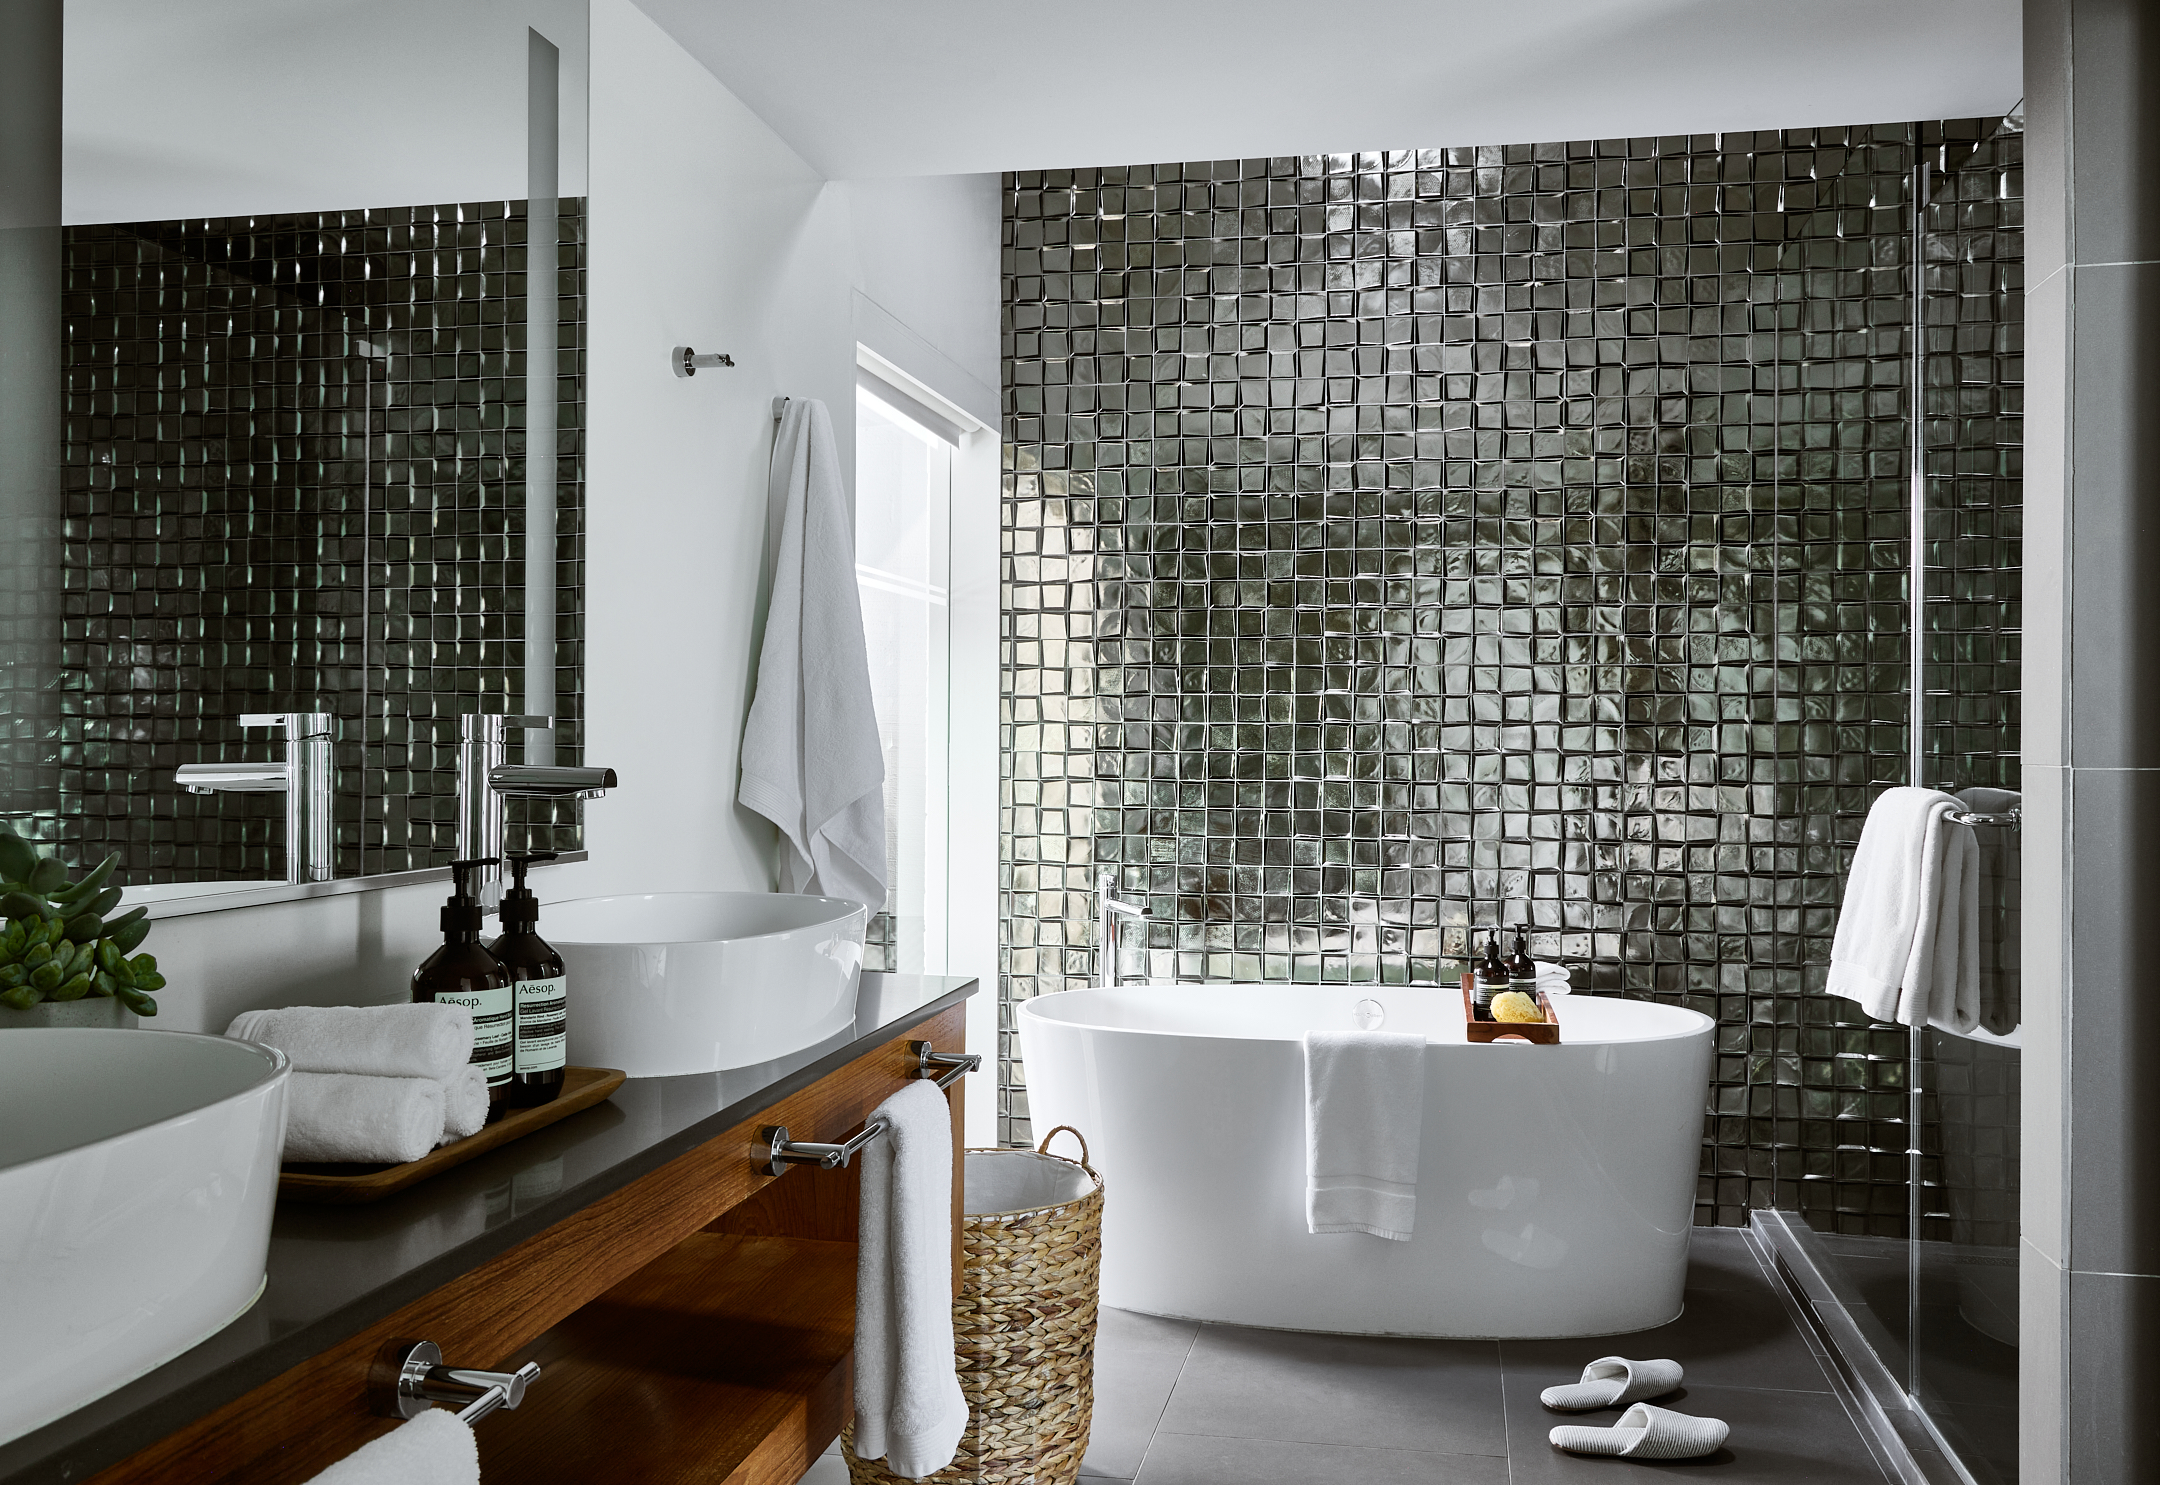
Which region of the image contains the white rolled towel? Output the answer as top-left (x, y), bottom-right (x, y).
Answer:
top-left (303, 1409), bottom-right (479, 1485)
top-left (284, 1072), bottom-right (446, 1164)
top-left (227, 1003), bottom-right (474, 1083)
top-left (437, 1065), bottom-right (490, 1146)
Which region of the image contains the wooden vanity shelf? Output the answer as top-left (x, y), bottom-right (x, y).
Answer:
top-left (73, 995), bottom-right (968, 1485)
top-left (482, 1231), bottom-right (856, 1485)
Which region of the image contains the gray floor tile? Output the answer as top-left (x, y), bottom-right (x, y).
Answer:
top-left (1500, 1376), bottom-right (1889, 1482)
top-left (1136, 1432), bottom-right (1510, 1485)
top-left (1687, 1226), bottom-right (1775, 1292)
top-left (794, 1451), bottom-right (850, 1485)
top-left (1154, 1322), bottom-right (1506, 1458)
top-left (1501, 1280), bottom-right (1833, 1395)
top-left (1083, 1309), bottom-right (1202, 1480)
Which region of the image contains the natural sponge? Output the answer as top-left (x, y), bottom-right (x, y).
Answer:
top-left (1490, 990), bottom-right (1545, 1024)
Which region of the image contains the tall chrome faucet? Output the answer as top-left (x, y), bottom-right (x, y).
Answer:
top-left (1095, 869), bottom-right (1151, 989)
top-left (457, 714), bottom-right (617, 906)
top-left (175, 712), bottom-right (334, 885)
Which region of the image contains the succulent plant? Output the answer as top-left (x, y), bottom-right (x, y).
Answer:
top-left (0, 824), bottom-right (161, 1017)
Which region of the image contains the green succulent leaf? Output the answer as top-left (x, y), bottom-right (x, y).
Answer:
top-left (68, 941), bottom-right (96, 977)
top-left (26, 857), bottom-right (66, 894)
top-left (29, 961), bottom-right (62, 991)
top-left (91, 970), bottom-right (117, 997)
top-left (63, 913), bottom-right (103, 944)
top-left (0, 833), bottom-right (35, 883)
top-left (49, 854), bottom-right (118, 907)
top-left (133, 970), bottom-right (166, 992)
top-left (0, 889), bottom-right (44, 922)
top-left (109, 917), bottom-right (151, 954)
top-left (23, 942), bottom-right (52, 969)
top-left (110, 957), bottom-right (137, 988)
top-left (51, 973), bottom-right (92, 1002)
top-left (41, 916), bottom-right (67, 946)
top-left (0, 985), bottom-right (40, 1011)
top-left (0, 920), bottom-right (23, 956)
top-left (129, 952), bottom-right (158, 974)
top-left (86, 886), bottom-right (123, 918)
top-left (0, 964), bottom-right (23, 990)
top-left (117, 987), bottom-right (158, 1017)
top-left (96, 940), bottom-right (122, 974)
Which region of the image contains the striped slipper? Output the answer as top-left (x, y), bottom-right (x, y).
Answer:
top-left (1539, 1356), bottom-right (1684, 1412)
top-left (1550, 1403), bottom-right (1730, 1460)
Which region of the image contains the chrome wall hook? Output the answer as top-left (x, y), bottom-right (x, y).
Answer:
top-left (673, 345), bottom-right (735, 377)
top-left (372, 1339), bottom-right (541, 1425)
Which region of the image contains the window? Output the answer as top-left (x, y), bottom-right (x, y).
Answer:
top-left (854, 383), bottom-right (951, 974)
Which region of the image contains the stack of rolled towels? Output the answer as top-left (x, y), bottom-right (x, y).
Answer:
top-left (227, 1004), bottom-right (489, 1165)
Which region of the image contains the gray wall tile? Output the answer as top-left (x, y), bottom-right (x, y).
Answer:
top-left (2067, 1268), bottom-right (2160, 1483)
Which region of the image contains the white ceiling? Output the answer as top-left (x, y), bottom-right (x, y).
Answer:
top-left (632, 0), bottom-right (2021, 180)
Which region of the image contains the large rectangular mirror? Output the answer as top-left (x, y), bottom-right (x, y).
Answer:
top-left (0, 0), bottom-right (590, 908)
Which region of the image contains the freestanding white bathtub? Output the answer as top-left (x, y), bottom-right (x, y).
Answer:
top-left (1018, 984), bottom-right (1714, 1339)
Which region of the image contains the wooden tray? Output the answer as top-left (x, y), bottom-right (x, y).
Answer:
top-left (277, 1065), bottom-right (626, 1205)
top-left (1460, 974), bottom-right (1561, 1044)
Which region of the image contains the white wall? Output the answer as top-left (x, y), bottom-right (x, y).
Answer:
top-left (135, 0), bottom-right (1004, 1086)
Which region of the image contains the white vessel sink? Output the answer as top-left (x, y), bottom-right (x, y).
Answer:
top-left (0, 1028), bottom-right (289, 1445)
top-left (550, 892), bottom-right (868, 1076)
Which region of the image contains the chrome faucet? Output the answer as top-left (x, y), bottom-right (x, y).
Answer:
top-left (456, 714), bottom-right (616, 906)
top-left (1095, 870), bottom-right (1151, 989)
top-left (175, 713), bottom-right (333, 885)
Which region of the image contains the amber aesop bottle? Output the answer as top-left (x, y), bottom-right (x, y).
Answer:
top-left (413, 857), bottom-right (513, 1118)
top-left (493, 851), bottom-right (566, 1107)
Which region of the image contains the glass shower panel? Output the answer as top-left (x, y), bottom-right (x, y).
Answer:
top-left (1912, 120), bottom-right (2023, 1485)
top-left (1771, 133), bottom-right (1924, 1386)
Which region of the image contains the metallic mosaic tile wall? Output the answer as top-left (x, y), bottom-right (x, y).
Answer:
top-left (35, 200), bottom-right (586, 883)
top-left (999, 120), bottom-right (2020, 1234)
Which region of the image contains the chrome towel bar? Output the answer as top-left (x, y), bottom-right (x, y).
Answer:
top-left (761, 1118), bottom-right (889, 1176)
top-left (1945, 807), bottom-right (2020, 828)
top-left (912, 1040), bottom-right (980, 1090)
top-left (373, 1339), bottom-right (541, 1425)
top-left (761, 1042), bottom-right (979, 1175)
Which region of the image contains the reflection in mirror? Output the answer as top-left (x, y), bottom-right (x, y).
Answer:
top-left (0, 0), bottom-right (589, 903)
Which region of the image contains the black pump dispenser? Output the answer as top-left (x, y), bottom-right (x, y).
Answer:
top-left (414, 856), bottom-right (513, 1116)
top-left (441, 857), bottom-right (490, 937)
top-left (493, 851), bottom-right (567, 1107)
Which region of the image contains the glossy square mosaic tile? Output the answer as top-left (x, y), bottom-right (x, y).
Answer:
top-left (999, 120), bottom-right (2020, 1235)
top-left (38, 199), bottom-right (586, 883)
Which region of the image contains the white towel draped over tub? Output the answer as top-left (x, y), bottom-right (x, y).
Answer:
top-left (853, 1080), bottom-right (966, 1479)
top-left (1826, 786), bottom-right (1981, 1032)
top-left (738, 397), bottom-right (889, 913)
top-left (1302, 1029), bottom-right (1427, 1241)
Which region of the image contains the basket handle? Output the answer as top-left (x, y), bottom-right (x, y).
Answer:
top-left (1037, 1124), bottom-right (1093, 1173)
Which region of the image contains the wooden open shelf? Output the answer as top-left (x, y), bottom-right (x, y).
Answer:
top-left (479, 1232), bottom-right (857, 1485)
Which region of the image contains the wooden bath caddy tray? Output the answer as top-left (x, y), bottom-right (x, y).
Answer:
top-left (277, 1065), bottom-right (626, 1205)
top-left (1458, 974), bottom-right (1561, 1044)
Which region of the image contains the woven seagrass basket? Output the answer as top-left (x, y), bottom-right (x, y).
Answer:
top-left (844, 1125), bottom-right (1105, 1485)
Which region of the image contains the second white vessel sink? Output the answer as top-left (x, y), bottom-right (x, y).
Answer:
top-left (0, 1028), bottom-right (289, 1445)
top-left (549, 892), bottom-right (868, 1076)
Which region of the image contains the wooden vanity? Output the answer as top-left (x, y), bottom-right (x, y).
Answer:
top-left (0, 975), bottom-right (976, 1485)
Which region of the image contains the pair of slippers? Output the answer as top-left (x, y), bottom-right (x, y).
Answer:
top-left (1540, 1356), bottom-right (1730, 1461)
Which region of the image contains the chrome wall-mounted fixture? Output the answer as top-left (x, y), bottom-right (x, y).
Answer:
top-left (912, 1039), bottom-right (980, 1090)
top-left (672, 345), bottom-right (734, 377)
top-left (1095, 870), bottom-right (1150, 989)
top-left (175, 713), bottom-right (333, 885)
top-left (759, 1041), bottom-right (978, 1176)
top-left (372, 1339), bottom-right (541, 1425)
top-left (456, 715), bottom-right (617, 905)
